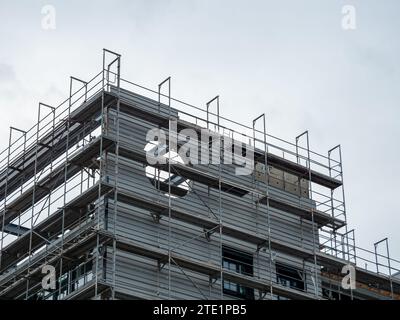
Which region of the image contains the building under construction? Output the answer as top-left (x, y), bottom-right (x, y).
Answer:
top-left (0, 50), bottom-right (399, 300)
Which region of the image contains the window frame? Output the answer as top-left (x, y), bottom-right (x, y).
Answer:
top-left (222, 246), bottom-right (255, 300)
top-left (275, 262), bottom-right (305, 292)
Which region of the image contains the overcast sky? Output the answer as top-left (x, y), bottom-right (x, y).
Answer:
top-left (0, 1), bottom-right (399, 270)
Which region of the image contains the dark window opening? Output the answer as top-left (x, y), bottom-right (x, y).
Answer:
top-left (222, 246), bottom-right (254, 300)
top-left (276, 263), bottom-right (305, 297)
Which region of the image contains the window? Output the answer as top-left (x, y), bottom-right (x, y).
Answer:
top-left (276, 263), bottom-right (305, 293)
top-left (222, 247), bottom-right (254, 299)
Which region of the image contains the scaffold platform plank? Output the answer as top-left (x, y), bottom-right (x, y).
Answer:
top-left (0, 91), bottom-right (114, 202)
top-left (0, 181), bottom-right (113, 272)
top-left (0, 136), bottom-right (113, 230)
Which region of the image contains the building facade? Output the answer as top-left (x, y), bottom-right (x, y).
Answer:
top-left (0, 50), bottom-right (398, 300)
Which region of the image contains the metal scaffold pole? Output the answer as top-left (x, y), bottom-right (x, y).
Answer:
top-left (206, 96), bottom-right (220, 131)
top-left (0, 129), bottom-right (12, 272)
top-left (337, 146), bottom-right (349, 260)
top-left (95, 50), bottom-right (107, 298)
top-left (0, 127), bottom-right (26, 272)
top-left (58, 79), bottom-right (74, 299)
top-left (328, 145), bottom-right (349, 257)
top-left (15, 127), bottom-right (28, 238)
top-left (374, 238), bottom-right (394, 299)
top-left (158, 76), bottom-right (171, 299)
top-left (70, 76), bottom-right (87, 204)
top-left (111, 53), bottom-right (121, 300)
top-left (328, 144), bottom-right (353, 299)
top-left (253, 114), bottom-right (272, 299)
top-left (95, 48), bottom-right (121, 299)
top-left (27, 102), bottom-right (54, 299)
top-left (206, 96), bottom-right (222, 299)
top-left (296, 131), bottom-right (318, 299)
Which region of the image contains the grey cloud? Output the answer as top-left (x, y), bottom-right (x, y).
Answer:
top-left (0, 64), bottom-right (16, 83)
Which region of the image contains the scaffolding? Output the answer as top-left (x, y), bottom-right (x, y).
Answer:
top-left (0, 49), bottom-right (399, 300)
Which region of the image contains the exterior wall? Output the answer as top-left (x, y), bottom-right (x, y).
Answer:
top-left (0, 82), bottom-right (397, 301)
top-left (98, 89), bottom-right (322, 299)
